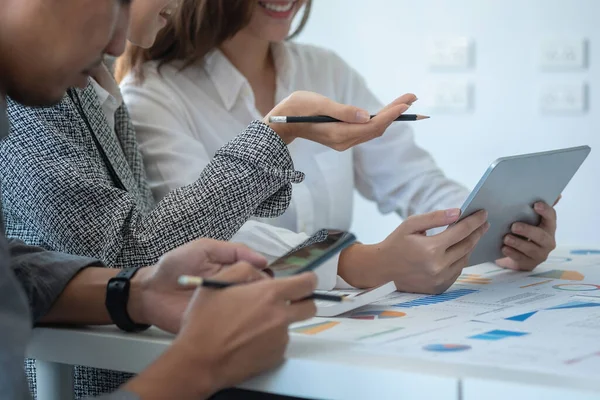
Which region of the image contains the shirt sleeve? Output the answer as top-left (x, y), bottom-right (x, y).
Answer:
top-left (2, 98), bottom-right (304, 269)
top-left (120, 75), bottom-right (213, 202)
top-left (327, 52), bottom-right (470, 217)
top-left (8, 239), bottom-right (100, 322)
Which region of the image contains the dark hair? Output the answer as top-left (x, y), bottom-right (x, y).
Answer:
top-left (115, 0), bottom-right (313, 83)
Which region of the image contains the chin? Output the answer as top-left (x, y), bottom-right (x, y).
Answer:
top-left (264, 30), bottom-right (293, 43)
top-left (130, 34), bottom-right (157, 50)
top-left (7, 85), bottom-right (67, 108)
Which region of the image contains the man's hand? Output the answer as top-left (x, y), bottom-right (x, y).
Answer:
top-left (124, 264), bottom-right (317, 399)
top-left (128, 238), bottom-right (268, 333)
top-left (339, 209), bottom-right (489, 294)
top-left (264, 91), bottom-right (416, 150)
top-left (496, 200), bottom-right (558, 271)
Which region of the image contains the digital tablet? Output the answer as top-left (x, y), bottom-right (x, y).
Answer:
top-left (457, 145), bottom-right (591, 266)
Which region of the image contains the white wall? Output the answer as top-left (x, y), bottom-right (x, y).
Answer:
top-left (295, 0), bottom-right (600, 246)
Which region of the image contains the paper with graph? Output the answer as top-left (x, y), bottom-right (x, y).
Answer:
top-left (315, 281), bottom-right (397, 317)
top-left (289, 248), bottom-right (600, 377)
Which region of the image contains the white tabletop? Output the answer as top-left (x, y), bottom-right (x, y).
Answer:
top-left (27, 247), bottom-right (600, 400)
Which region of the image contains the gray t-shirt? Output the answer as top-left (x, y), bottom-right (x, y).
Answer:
top-left (0, 101), bottom-right (31, 400)
top-left (0, 103), bottom-right (137, 399)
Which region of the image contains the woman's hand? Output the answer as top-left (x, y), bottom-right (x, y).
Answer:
top-left (264, 91), bottom-right (417, 150)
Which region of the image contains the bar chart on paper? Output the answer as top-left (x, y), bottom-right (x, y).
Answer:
top-left (530, 269), bottom-right (585, 281)
top-left (468, 329), bottom-right (530, 341)
top-left (392, 289), bottom-right (478, 308)
top-left (456, 274), bottom-right (493, 285)
top-left (291, 321), bottom-right (339, 335)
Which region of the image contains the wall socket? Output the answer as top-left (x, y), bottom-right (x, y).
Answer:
top-left (424, 81), bottom-right (473, 113)
top-left (428, 37), bottom-right (474, 70)
top-left (540, 38), bottom-right (588, 70)
top-left (540, 83), bottom-right (587, 113)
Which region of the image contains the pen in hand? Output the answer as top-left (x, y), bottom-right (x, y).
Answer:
top-left (268, 114), bottom-right (430, 123)
top-left (178, 275), bottom-right (352, 303)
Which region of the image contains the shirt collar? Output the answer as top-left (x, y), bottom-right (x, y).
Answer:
top-left (204, 50), bottom-right (248, 111)
top-left (204, 42), bottom-right (296, 111)
top-left (90, 63), bottom-right (123, 109)
top-left (0, 97), bottom-right (7, 140)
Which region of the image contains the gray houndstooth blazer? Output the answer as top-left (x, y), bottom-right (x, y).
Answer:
top-left (1, 81), bottom-right (303, 398)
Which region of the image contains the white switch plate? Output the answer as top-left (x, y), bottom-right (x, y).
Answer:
top-left (540, 83), bottom-right (587, 113)
top-left (540, 38), bottom-right (588, 70)
top-left (428, 37), bottom-right (474, 69)
top-left (424, 81), bottom-right (472, 112)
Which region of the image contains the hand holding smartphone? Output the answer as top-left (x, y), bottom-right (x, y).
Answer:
top-left (266, 229), bottom-right (356, 278)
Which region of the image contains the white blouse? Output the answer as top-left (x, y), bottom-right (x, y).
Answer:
top-left (120, 42), bottom-right (469, 289)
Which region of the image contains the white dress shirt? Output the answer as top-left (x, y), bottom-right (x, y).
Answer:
top-left (120, 42), bottom-right (470, 289)
top-left (90, 64), bottom-right (123, 132)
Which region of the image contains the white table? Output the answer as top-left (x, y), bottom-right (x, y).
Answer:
top-left (28, 324), bottom-right (600, 400)
top-left (27, 245), bottom-right (600, 400)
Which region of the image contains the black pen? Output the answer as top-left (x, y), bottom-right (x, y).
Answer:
top-left (178, 275), bottom-right (352, 303)
top-left (268, 114), bottom-right (430, 123)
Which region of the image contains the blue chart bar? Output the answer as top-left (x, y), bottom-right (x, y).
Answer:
top-left (505, 311), bottom-right (538, 322)
top-left (571, 249), bottom-right (600, 255)
top-left (393, 289), bottom-right (478, 308)
top-left (470, 330), bottom-right (530, 341)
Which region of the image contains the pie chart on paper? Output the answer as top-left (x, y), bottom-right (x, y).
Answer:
top-left (349, 310), bottom-right (407, 320)
top-left (423, 344), bottom-right (472, 352)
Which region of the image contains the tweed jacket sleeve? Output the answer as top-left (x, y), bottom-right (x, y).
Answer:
top-left (1, 89), bottom-right (304, 269)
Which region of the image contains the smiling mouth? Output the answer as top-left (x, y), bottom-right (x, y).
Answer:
top-left (258, 1), bottom-right (297, 14)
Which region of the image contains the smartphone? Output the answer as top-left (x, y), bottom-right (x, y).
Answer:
top-left (266, 229), bottom-right (357, 278)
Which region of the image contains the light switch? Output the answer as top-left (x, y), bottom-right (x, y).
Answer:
top-left (540, 38), bottom-right (588, 70)
top-left (424, 81), bottom-right (472, 113)
top-left (540, 83), bottom-right (587, 113)
top-left (428, 37), bottom-right (474, 70)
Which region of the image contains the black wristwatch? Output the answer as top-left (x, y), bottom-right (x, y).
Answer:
top-left (105, 267), bottom-right (151, 332)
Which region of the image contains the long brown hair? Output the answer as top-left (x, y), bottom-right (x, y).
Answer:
top-left (115, 0), bottom-right (313, 83)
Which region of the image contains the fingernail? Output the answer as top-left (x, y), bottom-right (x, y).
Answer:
top-left (534, 203), bottom-right (545, 211)
top-left (356, 110), bottom-right (370, 122)
top-left (505, 236), bottom-right (515, 245)
top-left (446, 209), bottom-right (460, 218)
top-left (512, 223), bottom-right (522, 233)
top-left (484, 222), bottom-right (491, 232)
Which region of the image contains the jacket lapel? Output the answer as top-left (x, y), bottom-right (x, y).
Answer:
top-left (74, 84), bottom-right (139, 194)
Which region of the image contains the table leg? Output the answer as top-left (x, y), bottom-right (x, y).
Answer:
top-left (35, 360), bottom-right (74, 400)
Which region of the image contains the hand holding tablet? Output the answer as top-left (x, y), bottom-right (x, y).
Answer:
top-left (457, 145), bottom-right (590, 268)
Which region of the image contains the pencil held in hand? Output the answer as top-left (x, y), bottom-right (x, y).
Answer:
top-left (268, 114), bottom-right (430, 123)
top-left (178, 275), bottom-right (352, 303)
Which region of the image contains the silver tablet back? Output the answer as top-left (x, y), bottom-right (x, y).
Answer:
top-left (459, 145), bottom-right (591, 266)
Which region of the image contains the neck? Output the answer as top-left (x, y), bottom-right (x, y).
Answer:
top-left (220, 32), bottom-right (272, 79)
top-left (90, 63), bottom-right (112, 90)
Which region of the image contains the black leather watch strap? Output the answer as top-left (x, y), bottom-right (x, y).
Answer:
top-left (105, 267), bottom-right (151, 332)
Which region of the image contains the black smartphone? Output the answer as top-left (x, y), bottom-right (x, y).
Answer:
top-left (266, 229), bottom-right (357, 278)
